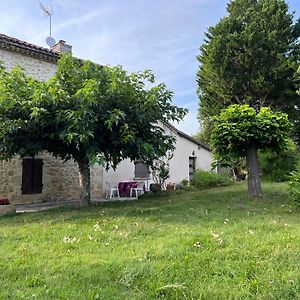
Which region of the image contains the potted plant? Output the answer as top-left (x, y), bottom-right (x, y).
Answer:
top-left (0, 197), bottom-right (16, 215)
top-left (166, 182), bottom-right (176, 191)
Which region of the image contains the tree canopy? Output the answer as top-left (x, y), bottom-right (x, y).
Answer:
top-left (197, 0), bottom-right (300, 143)
top-left (0, 54), bottom-right (187, 206)
top-left (212, 104), bottom-right (292, 196)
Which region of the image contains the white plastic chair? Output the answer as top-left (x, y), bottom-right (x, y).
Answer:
top-left (105, 182), bottom-right (120, 199)
top-left (130, 181), bottom-right (145, 198)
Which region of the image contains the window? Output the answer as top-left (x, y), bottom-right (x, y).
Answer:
top-left (189, 157), bottom-right (196, 180)
top-left (134, 162), bottom-right (149, 179)
top-left (21, 158), bottom-right (43, 194)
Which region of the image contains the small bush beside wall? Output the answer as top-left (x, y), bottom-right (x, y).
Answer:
top-left (191, 169), bottom-right (233, 190)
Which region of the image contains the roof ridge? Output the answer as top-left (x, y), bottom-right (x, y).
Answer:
top-left (0, 33), bottom-right (59, 62)
top-left (164, 122), bottom-right (211, 151)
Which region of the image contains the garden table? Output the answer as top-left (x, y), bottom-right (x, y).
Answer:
top-left (118, 181), bottom-right (138, 197)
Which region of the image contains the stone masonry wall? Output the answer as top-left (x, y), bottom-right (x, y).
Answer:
top-left (0, 48), bottom-right (56, 81)
top-left (90, 164), bottom-right (103, 200)
top-left (0, 48), bottom-right (104, 203)
top-left (0, 158), bottom-right (22, 203)
top-left (42, 153), bottom-right (81, 202)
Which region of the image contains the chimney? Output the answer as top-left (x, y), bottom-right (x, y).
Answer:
top-left (51, 40), bottom-right (72, 54)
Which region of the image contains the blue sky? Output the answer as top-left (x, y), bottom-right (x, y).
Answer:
top-left (0, 0), bottom-right (299, 134)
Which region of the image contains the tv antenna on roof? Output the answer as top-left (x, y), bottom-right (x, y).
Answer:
top-left (39, 1), bottom-right (56, 47)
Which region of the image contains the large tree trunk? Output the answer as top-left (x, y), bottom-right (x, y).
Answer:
top-left (77, 157), bottom-right (91, 207)
top-left (246, 142), bottom-right (262, 197)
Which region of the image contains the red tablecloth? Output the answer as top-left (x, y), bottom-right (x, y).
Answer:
top-left (118, 181), bottom-right (138, 197)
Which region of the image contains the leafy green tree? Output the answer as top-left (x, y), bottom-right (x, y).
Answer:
top-left (197, 0), bottom-right (300, 141)
top-left (293, 66), bottom-right (300, 145)
top-left (212, 105), bottom-right (291, 197)
top-left (193, 122), bottom-right (213, 147)
top-left (0, 55), bottom-right (186, 206)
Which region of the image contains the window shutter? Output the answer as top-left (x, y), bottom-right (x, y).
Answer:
top-left (134, 162), bottom-right (149, 179)
top-left (32, 159), bottom-right (43, 194)
top-left (21, 158), bottom-right (43, 194)
top-left (22, 159), bottom-right (33, 194)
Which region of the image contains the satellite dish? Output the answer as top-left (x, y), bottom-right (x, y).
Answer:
top-left (46, 36), bottom-right (56, 47)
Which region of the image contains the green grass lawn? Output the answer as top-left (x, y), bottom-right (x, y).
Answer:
top-left (0, 182), bottom-right (300, 299)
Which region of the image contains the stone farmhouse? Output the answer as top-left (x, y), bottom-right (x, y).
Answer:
top-left (0, 33), bottom-right (213, 204)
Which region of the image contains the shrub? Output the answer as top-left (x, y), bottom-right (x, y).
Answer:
top-left (149, 183), bottom-right (161, 193)
top-left (191, 169), bottom-right (233, 190)
top-left (175, 183), bottom-right (183, 190)
top-left (181, 179), bottom-right (189, 187)
top-left (166, 183), bottom-right (176, 191)
top-left (288, 161), bottom-right (300, 205)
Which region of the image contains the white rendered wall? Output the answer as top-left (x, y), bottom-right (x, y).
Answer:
top-left (103, 159), bottom-right (135, 187)
top-left (103, 127), bottom-right (213, 187)
top-left (168, 135), bottom-right (213, 183)
top-left (163, 125), bottom-right (213, 183)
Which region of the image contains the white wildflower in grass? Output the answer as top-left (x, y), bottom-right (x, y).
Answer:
top-left (193, 241), bottom-right (201, 249)
top-left (63, 236), bottom-right (79, 243)
top-left (218, 238), bottom-right (224, 246)
top-left (224, 218), bottom-right (230, 225)
top-left (105, 242), bottom-right (110, 247)
top-left (63, 236), bottom-right (70, 243)
top-left (88, 235), bottom-right (93, 241)
top-left (248, 230), bottom-right (254, 235)
top-left (114, 225), bottom-right (119, 230)
top-left (211, 231), bottom-right (219, 239)
top-left (211, 231), bottom-right (224, 245)
top-left (94, 222), bottom-right (101, 231)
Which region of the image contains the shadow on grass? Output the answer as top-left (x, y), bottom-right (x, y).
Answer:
top-left (0, 182), bottom-right (296, 227)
